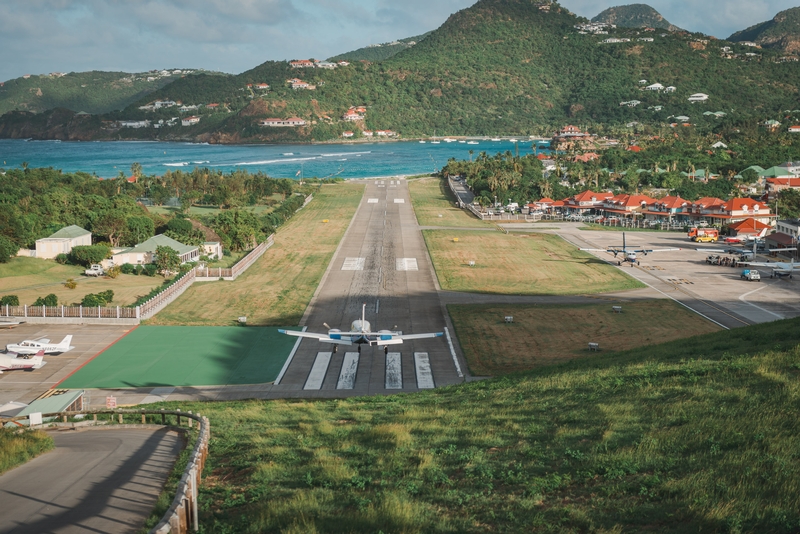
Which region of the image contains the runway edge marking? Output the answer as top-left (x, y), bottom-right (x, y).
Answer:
top-left (444, 327), bottom-right (463, 378)
top-left (52, 325), bottom-right (140, 389)
top-left (274, 327), bottom-right (307, 385)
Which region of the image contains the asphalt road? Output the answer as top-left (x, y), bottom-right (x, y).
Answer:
top-left (0, 428), bottom-right (182, 534)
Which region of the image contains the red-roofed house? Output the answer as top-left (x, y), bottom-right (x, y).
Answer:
top-left (564, 190), bottom-right (614, 213)
top-left (573, 152), bottom-right (600, 162)
top-left (627, 145), bottom-right (642, 152)
top-left (601, 194), bottom-right (657, 217)
top-left (343, 109), bottom-right (363, 121)
top-left (290, 60), bottom-right (315, 68)
top-left (790, 126), bottom-right (800, 133)
top-left (765, 177), bottom-right (800, 200)
top-left (342, 131), bottom-right (354, 138)
top-left (688, 197), bottom-right (773, 225)
top-left (255, 83), bottom-right (270, 90)
top-left (642, 195), bottom-right (690, 223)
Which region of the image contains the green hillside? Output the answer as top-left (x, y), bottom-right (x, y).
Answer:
top-left (729, 7), bottom-right (800, 54)
top-left (1, 0), bottom-right (798, 142)
top-left (328, 33), bottom-right (432, 62)
top-left (0, 70), bottom-right (209, 115)
top-left (591, 4), bottom-right (682, 32)
top-left (164, 317), bottom-right (800, 532)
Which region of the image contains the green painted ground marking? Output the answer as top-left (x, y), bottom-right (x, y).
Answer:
top-left (60, 326), bottom-right (299, 389)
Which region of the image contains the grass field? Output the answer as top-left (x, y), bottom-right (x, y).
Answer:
top-left (148, 182), bottom-right (365, 326)
top-left (0, 429), bottom-right (54, 476)
top-left (153, 317), bottom-right (800, 534)
top-left (147, 202), bottom-right (280, 217)
top-left (450, 300), bottom-right (721, 376)
top-left (0, 257), bottom-right (165, 306)
top-left (408, 177), bottom-right (490, 228)
top-left (58, 326), bottom-right (298, 389)
top-left (423, 230), bottom-right (645, 295)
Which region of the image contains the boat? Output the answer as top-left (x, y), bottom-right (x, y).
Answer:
top-left (467, 141), bottom-right (479, 145)
top-left (443, 138), bottom-right (456, 143)
top-left (458, 140), bottom-right (467, 143)
top-left (491, 137), bottom-right (501, 142)
top-left (508, 139), bottom-right (518, 142)
top-left (419, 140), bottom-right (427, 144)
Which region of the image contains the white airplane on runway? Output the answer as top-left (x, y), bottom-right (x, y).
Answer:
top-left (6, 335), bottom-right (74, 355)
top-left (0, 350), bottom-right (46, 374)
top-left (279, 304), bottom-right (443, 354)
top-left (581, 232), bottom-right (680, 266)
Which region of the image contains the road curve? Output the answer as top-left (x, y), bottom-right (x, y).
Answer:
top-left (0, 428), bottom-right (182, 534)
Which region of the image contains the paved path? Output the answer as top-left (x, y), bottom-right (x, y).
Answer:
top-left (0, 428), bottom-right (182, 534)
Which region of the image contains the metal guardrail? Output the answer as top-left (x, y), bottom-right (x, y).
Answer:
top-left (2, 409), bottom-right (210, 534)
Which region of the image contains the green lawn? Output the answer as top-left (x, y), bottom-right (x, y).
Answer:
top-left (147, 201), bottom-right (281, 217)
top-left (0, 429), bottom-right (54, 476)
top-left (155, 317), bottom-right (800, 533)
top-left (147, 182), bottom-right (365, 326)
top-left (408, 177), bottom-right (490, 228)
top-left (58, 326), bottom-right (299, 389)
top-left (423, 230), bottom-right (645, 295)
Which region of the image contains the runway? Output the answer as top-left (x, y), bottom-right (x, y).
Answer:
top-left (273, 178), bottom-right (464, 395)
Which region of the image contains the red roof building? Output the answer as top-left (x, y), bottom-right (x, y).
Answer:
top-left (729, 218), bottom-right (771, 236)
top-left (564, 190), bottom-right (614, 212)
top-left (601, 194), bottom-right (657, 215)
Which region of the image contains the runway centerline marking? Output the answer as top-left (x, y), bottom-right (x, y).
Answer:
top-left (368, 198), bottom-right (379, 204)
top-left (394, 198), bottom-right (405, 204)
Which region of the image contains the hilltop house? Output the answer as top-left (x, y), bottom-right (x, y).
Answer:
top-left (290, 60), bottom-right (315, 68)
top-left (181, 116), bottom-right (201, 127)
top-left (35, 225), bottom-right (92, 260)
top-left (112, 234), bottom-right (199, 266)
top-left (688, 93), bottom-right (709, 103)
top-left (259, 117), bottom-right (306, 127)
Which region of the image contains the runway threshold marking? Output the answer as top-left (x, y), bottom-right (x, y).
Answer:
top-left (368, 198), bottom-right (379, 204)
top-left (414, 352), bottom-right (435, 389)
top-left (336, 352), bottom-right (359, 390)
top-left (342, 257), bottom-right (365, 271)
top-left (396, 258), bottom-right (419, 271)
top-left (385, 352), bottom-right (403, 389)
top-left (304, 352), bottom-right (332, 390)
top-left (394, 198), bottom-right (405, 203)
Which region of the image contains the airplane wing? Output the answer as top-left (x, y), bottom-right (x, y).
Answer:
top-left (738, 261), bottom-right (793, 270)
top-left (368, 332), bottom-right (444, 346)
top-left (631, 248), bottom-right (681, 254)
top-left (277, 330), bottom-right (354, 345)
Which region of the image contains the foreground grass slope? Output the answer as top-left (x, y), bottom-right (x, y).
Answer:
top-left (171, 319), bottom-right (800, 533)
top-left (149, 183), bottom-right (364, 326)
top-left (0, 429), bottom-right (54, 476)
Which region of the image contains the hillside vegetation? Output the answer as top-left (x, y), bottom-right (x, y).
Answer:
top-left (729, 7), bottom-right (800, 54)
top-left (169, 317), bottom-right (800, 533)
top-left (328, 33), bottom-right (431, 62)
top-left (0, 0), bottom-right (797, 143)
top-left (591, 3), bottom-right (682, 32)
top-left (0, 70), bottom-right (202, 115)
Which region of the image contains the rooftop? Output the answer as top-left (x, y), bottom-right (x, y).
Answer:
top-left (46, 225), bottom-right (91, 240)
top-left (121, 234), bottom-right (198, 256)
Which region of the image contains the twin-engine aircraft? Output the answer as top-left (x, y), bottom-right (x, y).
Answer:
top-left (6, 335), bottom-right (74, 355)
top-left (0, 350), bottom-right (46, 374)
top-left (581, 232), bottom-right (680, 266)
top-left (279, 304), bottom-right (443, 354)
top-left (740, 258), bottom-right (799, 279)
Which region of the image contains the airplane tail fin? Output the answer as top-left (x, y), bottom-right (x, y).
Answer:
top-left (58, 335), bottom-right (73, 350)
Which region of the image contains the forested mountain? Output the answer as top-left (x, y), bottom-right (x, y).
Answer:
top-left (328, 34), bottom-right (431, 62)
top-left (1, 0), bottom-right (797, 143)
top-left (729, 7), bottom-right (800, 54)
top-left (0, 70), bottom-right (212, 115)
top-left (591, 4), bottom-right (682, 32)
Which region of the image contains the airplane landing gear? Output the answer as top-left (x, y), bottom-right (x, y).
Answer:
top-left (384, 346), bottom-right (389, 355)
top-left (358, 344), bottom-right (361, 354)
top-left (333, 345), bottom-right (338, 354)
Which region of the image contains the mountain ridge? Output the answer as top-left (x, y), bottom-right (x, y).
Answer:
top-left (729, 7), bottom-right (800, 54)
top-left (591, 4), bottom-right (682, 32)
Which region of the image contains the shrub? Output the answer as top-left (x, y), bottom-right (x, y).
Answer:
top-left (55, 253), bottom-right (69, 265)
top-left (98, 290), bottom-right (114, 303)
top-left (144, 264), bottom-right (158, 277)
top-left (33, 294), bottom-right (58, 307)
top-left (134, 265), bottom-right (144, 276)
top-left (167, 218), bottom-right (194, 235)
top-left (0, 295), bottom-right (19, 306)
top-left (70, 245), bottom-right (110, 266)
top-left (120, 263), bottom-right (135, 275)
top-left (81, 294), bottom-right (105, 307)
top-left (0, 236), bottom-right (16, 264)
top-left (63, 278), bottom-right (77, 289)
top-left (105, 266), bottom-right (121, 279)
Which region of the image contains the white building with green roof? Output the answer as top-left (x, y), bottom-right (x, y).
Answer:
top-left (35, 225), bottom-right (92, 259)
top-left (112, 234), bottom-right (200, 266)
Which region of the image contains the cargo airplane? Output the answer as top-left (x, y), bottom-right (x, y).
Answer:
top-left (6, 335), bottom-right (74, 355)
top-left (279, 304), bottom-right (443, 354)
top-left (0, 350), bottom-right (46, 374)
top-left (581, 232), bottom-right (680, 266)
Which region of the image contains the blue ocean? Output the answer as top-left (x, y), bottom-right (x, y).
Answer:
top-left (0, 139), bottom-right (546, 180)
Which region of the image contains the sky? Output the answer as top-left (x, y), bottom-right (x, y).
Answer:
top-left (1, 0), bottom-right (797, 81)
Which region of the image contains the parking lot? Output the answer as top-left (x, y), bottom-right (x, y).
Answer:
top-left (0, 324), bottom-right (131, 406)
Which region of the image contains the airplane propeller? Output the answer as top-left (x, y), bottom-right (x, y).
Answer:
top-left (323, 323), bottom-right (331, 330)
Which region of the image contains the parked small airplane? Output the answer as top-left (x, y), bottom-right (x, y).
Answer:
top-left (0, 350), bottom-right (46, 374)
top-left (6, 335), bottom-right (74, 355)
top-left (581, 232), bottom-right (680, 266)
top-left (0, 320), bottom-right (24, 329)
top-left (279, 304), bottom-right (443, 354)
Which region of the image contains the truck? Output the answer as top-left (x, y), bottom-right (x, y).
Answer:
top-left (84, 264), bottom-right (104, 277)
top-left (741, 269), bottom-right (761, 282)
top-left (688, 227), bottom-right (719, 242)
